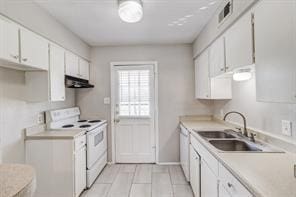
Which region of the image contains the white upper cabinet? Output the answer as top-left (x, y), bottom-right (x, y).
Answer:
top-left (195, 50), bottom-right (210, 99)
top-left (225, 11), bottom-right (254, 71)
top-left (49, 43), bottom-right (66, 101)
top-left (79, 58), bottom-right (90, 80)
top-left (0, 16), bottom-right (20, 64)
top-left (255, 0), bottom-right (296, 103)
top-left (209, 36), bottom-right (226, 77)
top-left (20, 28), bottom-right (49, 70)
top-left (195, 49), bottom-right (232, 100)
top-left (65, 51), bottom-right (79, 78)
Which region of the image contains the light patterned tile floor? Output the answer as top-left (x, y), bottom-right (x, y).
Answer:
top-left (81, 164), bottom-right (193, 197)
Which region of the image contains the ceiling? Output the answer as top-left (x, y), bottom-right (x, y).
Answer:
top-left (35, 0), bottom-right (222, 46)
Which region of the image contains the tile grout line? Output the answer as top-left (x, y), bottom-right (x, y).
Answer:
top-left (168, 165), bottom-right (175, 197)
top-left (128, 164), bottom-right (137, 197)
top-left (105, 165), bottom-right (120, 197)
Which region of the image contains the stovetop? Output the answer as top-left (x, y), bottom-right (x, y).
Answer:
top-left (57, 119), bottom-right (106, 131)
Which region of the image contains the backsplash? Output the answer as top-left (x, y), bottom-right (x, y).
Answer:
top-left (0, 67), bottom-right (75, 163)
top-left (213, 76), bottom-right (296, 141)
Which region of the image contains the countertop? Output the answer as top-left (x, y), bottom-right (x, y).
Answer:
top-left (180, 118), bottom-right (296, 197)
top-left (25, 130), bottom-right (86, 140)
top-left (0, 164), bottom-right (36, 197)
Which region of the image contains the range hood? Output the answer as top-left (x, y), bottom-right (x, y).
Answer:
top-left (65, 75), bottom-right (94, 88)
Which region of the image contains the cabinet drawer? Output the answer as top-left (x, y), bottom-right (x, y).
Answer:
top-left (219, 163), bottom-right (253, 197)
top-left (190, 135), bottom-right (218, 176)
top-left (75, 135), bottom-right (86, 151)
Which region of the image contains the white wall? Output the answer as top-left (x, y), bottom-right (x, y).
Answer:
top-left (0, 0), bottom-right (90, 59)
top-left (76, 44), bottom-right (213, 163)
top-left (0, 1), bottom-right (91, 163)
top-left (213, 76), bottom-right (296, 141)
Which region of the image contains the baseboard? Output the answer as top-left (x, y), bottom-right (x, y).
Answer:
top-left (156, 162), bottom-right (180, 165)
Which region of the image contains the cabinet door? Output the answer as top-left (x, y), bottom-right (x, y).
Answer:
top-left (201, 159), bottom-right (218, 197)
top-left (209, 36), bottom-right (226, 77)
top-left (195, 50), bottom-right (210, 99)
top-left (255, 0), bottom-right (296, 103)
top-left (49, 43), bottom-right (65, 101)
top-left (225, 12), bottom-right (254, 71)
top-left (79, 58), bottom-right (90, 80)
top-left (75, 146), bottom-right (86, 197)
top-left (0, 17), bottom-right (20, 64)
top-left (65, 51), bottom-right (79, 78)
top-left (189, 145), bottom-right (200, 197)
top-left (20, 28), bottom-right (49, 70)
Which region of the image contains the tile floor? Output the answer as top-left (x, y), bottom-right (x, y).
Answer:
top-left (81, 164), bottom-right (194, 197)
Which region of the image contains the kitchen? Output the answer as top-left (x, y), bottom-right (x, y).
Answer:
top-left (0, 0), bottom-right (295, 197)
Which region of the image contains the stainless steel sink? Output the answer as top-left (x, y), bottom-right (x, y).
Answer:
top-left (197, 131), bottom-right (236, 139)
top-left (209, 140), bottom-right (262, 152)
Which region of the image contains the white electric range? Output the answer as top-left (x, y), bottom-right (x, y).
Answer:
top-left (46, 107), bottom-right (107, 188)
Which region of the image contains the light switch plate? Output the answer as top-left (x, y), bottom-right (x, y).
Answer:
top-left (104, 97), bottom-right (111, 105)
top-left (281, 120), bottom-right (292, 136)
top-left (37, 113), bottom-right (44, 124)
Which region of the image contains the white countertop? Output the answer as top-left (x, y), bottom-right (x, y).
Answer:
top-left (25, 130), bottom-right (86, 140)
top-left (180, 118), bottom-right (296, 197)
top-left (0, 164), bottom-right (36, 197)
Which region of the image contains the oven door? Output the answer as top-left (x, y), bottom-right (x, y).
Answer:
top-left (86, 124), bottom-right (107, 169)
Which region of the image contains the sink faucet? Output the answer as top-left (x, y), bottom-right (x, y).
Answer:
top-left (223, 111), bottom-right (248, 137)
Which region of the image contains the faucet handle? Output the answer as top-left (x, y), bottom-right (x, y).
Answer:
top-left (249, 133), bottom-right (256, 142)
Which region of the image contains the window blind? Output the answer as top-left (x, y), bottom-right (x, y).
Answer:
top-left (118, 69), bottom-right (150, 117)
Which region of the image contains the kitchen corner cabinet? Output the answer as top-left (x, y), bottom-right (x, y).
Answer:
top-left (195, 50), bottom-right (232, 100)
top-left (25, 43), bottom-right (66, 102)
top-left (65, 51), bottom-right (90, 80)
top-left (20, 28), bottom-right (49, 70)
top-left (255, 0), bottom-right (296, 103)
top-left (225, 12), bottom-right (254, 71)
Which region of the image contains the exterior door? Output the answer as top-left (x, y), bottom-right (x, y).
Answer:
top-left (114, 65), bottom-right (156, 163)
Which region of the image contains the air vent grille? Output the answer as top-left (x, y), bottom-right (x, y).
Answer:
top-left (219, 1), bottom-right (233, 24)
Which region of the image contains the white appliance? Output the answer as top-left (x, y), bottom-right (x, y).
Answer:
top-left (180, 124), bottom-right (190, 182)
top-left (46, 107), bottom-right (107, 188)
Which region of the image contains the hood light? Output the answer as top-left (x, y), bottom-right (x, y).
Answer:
top-left (118, 0), bottom-right (143, 23)
top-left (233, 68), bottom-right (252, 81)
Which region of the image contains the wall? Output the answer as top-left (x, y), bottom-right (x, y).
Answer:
top-left (76, 44), bottom-right (213, 163)
top-left (213, 76), bottom-right (296, 141)
top-left (0, 1), bottom-right (91, 163)
top-left (0, 0), bottom-right (90, 59)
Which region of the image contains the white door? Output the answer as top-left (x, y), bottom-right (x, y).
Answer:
top-left (189, 145), bottom-right (200, 197)
top-left (113, 64), bottom-right (156, 163)
top-left (195, 50), bottom-right (210, 99)
top-left (75, 146), bottom-right (86, 197)
top-left (49, 43), bottom-right (66, 101)
top-left (201, 159), bottom-right (218, 197)
top-left (79, 58), bottom-right (90, 80)
top-left (65, 51), bottom-right (79, 78)
top-left (209, 36), bottom-right (226, 77)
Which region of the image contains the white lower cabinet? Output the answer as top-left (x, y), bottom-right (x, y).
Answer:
top-left (201, 159), bottom-right (218, 197)
top-left (190, 144), bottom-right (200, 197)
top-left (189, 133), bottom-right (253, 197)
top-left (74, 144), bottom-right (87, 197)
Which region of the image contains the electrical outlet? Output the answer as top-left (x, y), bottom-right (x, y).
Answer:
top-left (104, 97), bottom-right (111, 105)
top-left (282, 120), bottom-right (292, 136)
top-left (37, 113), bottom-right (44, 124)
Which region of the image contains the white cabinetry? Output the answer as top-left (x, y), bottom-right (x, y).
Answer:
top-left (49, 43), bottom-right (66, 101)
top-left (20, 28), bottom-right (49, 70)
top-left (209, 36), bottom-right (226, 77)
top-left (195, 49), bottom-right (232, 100)
top-left (0, 16), bottom-right (20, 64)
top-left (65, 51), bottom-right (90, 80)
top-left (26, 134), bottom-right (86, 197)
top-left (255, 0), bottom-right (296, 103)
top-left (195, 50), bottom-right (210, 99)
top-left (25, 42), bottom-right (66, 102)
top-left (201, 159), bottom-right (218, 197)
top-left (189, 144), bottom-right (200, 197)
top-left (225, 12), bottom-right (254, 71)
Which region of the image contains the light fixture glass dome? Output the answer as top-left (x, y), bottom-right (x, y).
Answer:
top-left (118, 0), bottom-right (143, 23)
top-left (233, 68), bottom-right (252, 81)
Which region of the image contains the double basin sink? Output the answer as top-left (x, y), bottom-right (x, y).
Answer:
top-left (195, 130), bottom-right (283, 153)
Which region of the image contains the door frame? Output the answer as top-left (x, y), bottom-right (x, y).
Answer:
top-left (110, 61), bottom-right (159, 164)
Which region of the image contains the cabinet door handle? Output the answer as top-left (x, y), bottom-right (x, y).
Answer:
top-left (10, 54), bottom-right (19, 60)
top-left (220, 68), bottom-right (224, 71)
top-left (227, 182), bottom-right (233, 188)
top-left (22, 58), bottom-right (28, 62)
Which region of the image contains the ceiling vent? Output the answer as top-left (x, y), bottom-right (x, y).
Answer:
top-left (218, 0), bottom-right (233, 25)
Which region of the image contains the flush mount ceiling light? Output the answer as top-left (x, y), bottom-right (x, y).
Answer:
top-left (233, 68), bottom-right (252, 81)
top-left (118, 0), bottom-right (143, 23)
